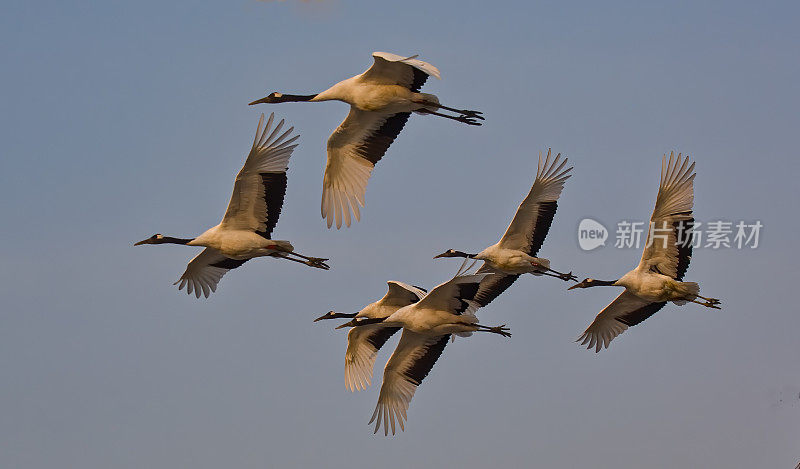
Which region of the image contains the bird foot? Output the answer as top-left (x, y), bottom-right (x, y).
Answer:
top-left (458, 109), bottom-right (485, 120)
top-left (456, 115), bottom-right (482, 126)
top-left (488, 324), bottom-right (512, 338)
top-left (559, 271), bottom-right (578, 282)
top-left (306, 258), bottom-right (330, 270)
top-left (704, 299), bottom-right (721, 309)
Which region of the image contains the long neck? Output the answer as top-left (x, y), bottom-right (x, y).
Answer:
top-left (355, 317), bottom-right (387, 326)
top-left (158, 236), bottom-right (193, 245)
top-left (277, 93), bottom-right (317, 103)
top-left (330, 312), bottom-right (357, 319)
top-left (458, 251), bottom-right (478, 259)
top-left (591, 279), bottom-right (619, 287)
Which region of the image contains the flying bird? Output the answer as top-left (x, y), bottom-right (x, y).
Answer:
top-left (134, 113), bottom-right (329, 298)
top-left (570, 152), bottom-right (721, 352)
top-left (337, 261), bottom-right (510, 435)
top-left (249, 51), bottom-right (484, 229)
top-left (314, 282), bottom-right (427, 392)
top-left (434, 149), bottom-right (576, 307)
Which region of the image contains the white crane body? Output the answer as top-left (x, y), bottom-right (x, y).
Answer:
top-left (249, 51), bottom-right (480, 229)
top-left (134, 113), bottom-right (328, 298)
top-left (572, 152), bottom-right (720, 352)
top-left (188, 226), bottom-right (293, 260)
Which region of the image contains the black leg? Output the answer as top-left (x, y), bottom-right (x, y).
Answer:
top-left (285, 251), bottom-right (329, 264)
top-left (540, 268), bottom-right (578, 282)
top-left (689, 298), bottom-right (721, 309)
top-left (415, 100), bottom-right (485, 120)
top-left (474, 323), bottom-right (512, 338)
top-left (272, 252), bottom-right (330, 270)
top-left (697, 295), bottom-right (721, 305)
top-left (416, 108), bottom-right (482, 126)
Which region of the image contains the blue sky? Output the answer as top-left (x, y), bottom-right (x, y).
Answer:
top-left (1, 1), bottom-right (798, 467)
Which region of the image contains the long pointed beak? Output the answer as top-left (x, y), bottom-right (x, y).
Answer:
top-left (249, 96), bottom-right (270, 106)
top-left (568, 283), bottom-right (582, 290)
top-left (133, 239), bottom-right (149, 246)
top-left (335, 321), bottom-right (354, 330)
top-left (433, 253), bottom-right (446, 259)
top-left (313, 311), bottom-right (333, 322)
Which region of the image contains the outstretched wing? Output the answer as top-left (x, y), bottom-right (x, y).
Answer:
top-left (497, 149), bottom-right (572, 255)
top-left (220, 113), bottom-right (299, 239)
top-left (414, 260), bottom-right (492, 316)
top-left (369, 330), bottom-right (450, 435)
top-left (344, 325), bottom-right (401, 392)
top-left (342, 282), bottom-right (426, 391)
top-left (321, 109), bottom-right (411, 229)
top-left (361, 52), bottom-right (441, 92)
top-left (377, 281), bottom-right (427, 307)
top-left (638, 152), bottom-right (695, 280)
top-left (472, 263), bottom-right (521, 308)
top-left (577, 291), bottom-right (667, 352)
top-left (174, 248), bottom-right (248, 298)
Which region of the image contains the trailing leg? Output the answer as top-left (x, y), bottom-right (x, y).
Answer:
top-left (416, 108), bottom-right (482, 126)
top-left (474, 323), bottom-right (512, 337)
top-left (689, 298), bottom-right (721, 309)
top-left (271, 252), bottom-right (330, 270)
top-left (414, 99), bottom-right (485, 120)
top-left (537, 267), bottom-right (578, 282)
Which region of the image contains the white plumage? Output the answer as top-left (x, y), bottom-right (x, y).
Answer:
top-left (135, 113), bottom-right (329, 298)
top-left (571, 152), bottom-right (721, 351)
top-left (339, 261), bottom-right (510, 435)
top-left (435, 149), bottom-right (576, 307)
top-left (249, 51), bottom-right (483, 229)
top-left (314, 281), bottom-right (427, 392)
top-left (369, 330), bottom-right (449, 435)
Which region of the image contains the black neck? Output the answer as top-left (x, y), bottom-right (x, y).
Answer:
top-left (276, 94), bottom-right (317, 103)
top-left (456, 251), bottom-right (477, 258)
top-left (331, 312), bottom-right (358, 319)
top-left (355, 317), bottom-right (387, 326)
top-left (592, 279), bottom-right (618, 287)
top-left (159, 236), bottom-right (193, 245)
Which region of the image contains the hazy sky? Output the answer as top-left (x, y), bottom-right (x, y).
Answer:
top-left (2, 1), bottom-right (798, 467)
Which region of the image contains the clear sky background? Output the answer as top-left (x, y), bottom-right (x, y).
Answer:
top-left (2, 0), bottom-right (799, 467)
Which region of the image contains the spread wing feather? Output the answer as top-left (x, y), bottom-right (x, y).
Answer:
top-left (321, 110), bottom-right (410, 229)
top-left (369, 331), bottom-right (450, 435)
top-left (638, 152), bottom-right (695, 279)
top-left (379, 281), bottom-right (427, 307)
top-left (577, 291), bottom-right (667, 352)
top-left (472, 263), bottom-right (520, 308)
top-left (498, 149), bottom-right (572, 255)
top-left (344, 325), bottom-right (402, 392)
top-left (362, 52), bottom-right (441, 89)
top-left (343, 281), bottom-right (426, 391)
top-left (174, 248), bottom-right (248, 298)
top-left (220, 113), bottom-right (299, 238)
top-left (414, 261), bottom-right (491, 316)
